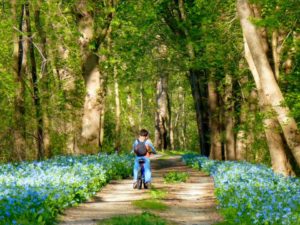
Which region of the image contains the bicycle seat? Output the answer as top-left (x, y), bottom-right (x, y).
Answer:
top-left (138, 158), bottom-right (145, 164)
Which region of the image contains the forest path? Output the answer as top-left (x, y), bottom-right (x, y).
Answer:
top-left (58, 155), bottom-right (222, 225)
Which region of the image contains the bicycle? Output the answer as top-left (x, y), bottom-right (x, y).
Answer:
top-left (137, 158), bottom-right (150, 189)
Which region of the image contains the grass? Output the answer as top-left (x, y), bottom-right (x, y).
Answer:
top-left (163, 171), bottom-right (189, 183)
top-left (98, 212), bottom-right (172, 225)
top-left (150, 186), bottom-right (168, 199)
top-left (132, 199), bottom-right (168, 211)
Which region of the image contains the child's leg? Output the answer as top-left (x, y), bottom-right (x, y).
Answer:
top-left (144, 158), bottom-right (151, 183)
top-left (133, 158), bottom-right (139, 181)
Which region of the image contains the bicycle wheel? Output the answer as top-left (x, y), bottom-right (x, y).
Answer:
top-left (137, 168), bottom-right (142, 189)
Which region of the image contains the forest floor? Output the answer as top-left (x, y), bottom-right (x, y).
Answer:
top-left (58, 155), bottom-right (222, 225)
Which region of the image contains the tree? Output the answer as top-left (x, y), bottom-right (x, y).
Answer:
top-left (237, 0), bottom-right (300, 167)
top-left (74, 0), bottom-right (115, 152)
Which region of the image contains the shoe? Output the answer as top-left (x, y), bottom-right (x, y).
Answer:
top-left (133, 182), bottom-right (138, 189)
top-left (144, 182), bottom-right (151, 189)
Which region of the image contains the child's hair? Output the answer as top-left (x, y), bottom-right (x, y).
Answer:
top-left (139, 129), bottom-right (149, 137)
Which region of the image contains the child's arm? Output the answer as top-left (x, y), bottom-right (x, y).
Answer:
top-left (131, 140), bottom-right (138, 154)
top-left (146, 140), bottom-right (157, 154)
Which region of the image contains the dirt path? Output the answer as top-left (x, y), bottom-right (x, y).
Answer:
top-left (58, 155), bottom-right (222, 225)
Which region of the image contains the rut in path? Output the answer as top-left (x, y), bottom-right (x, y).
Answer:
top-left (59, 155), bottom-right (222, 225)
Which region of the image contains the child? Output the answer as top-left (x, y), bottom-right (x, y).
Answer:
top-left (132, 129), bottom-right (156, 189)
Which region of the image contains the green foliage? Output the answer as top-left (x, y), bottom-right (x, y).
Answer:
top-left (163, 171), bottom-right (189, 183)
top-left (150, 187), bottom-right (168, 200)
top-left (132, 199), bottom-right (168, 211)
top-left (98, 212), bottom-right (171, 225)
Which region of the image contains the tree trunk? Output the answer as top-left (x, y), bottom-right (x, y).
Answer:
top-left (139, 78), bottom-right (143, 130)
top-left (12, 1), bottom-right (26, 161)
top-left (244, 36), bottom-right (294, 175)
top-left (272, 30), bottom-right (280, 80)
top-left (189, 70), bottom-right (210, 156)
top-left (155, 74), bottom-right (170, 150)
top-left (208, 75), bottom-right (222, 160)
top-left (180, 89), bottom-right (187, 150)
top-left (237, 0), bottom-right (300, 167)
top-left (177, 0), bottom-right (209, 155)
top-left (75, 0), bottom-right (114, 153)
top-left (173, 87), bottom-right (187, 150)
top-left (224, 74), bottom-right (236, 160)
top-left (34, 1), bottom-right (50, 157)
top-left (56, 44), bottom-right (79, 154)
top-left (126, 87), bottom-right (137, 133)
top-left (98, 107), bottom-right (105, 150)
top-left (25, 3), bottom-right (44, 160)
top-left (169, 108), bottom-right (175, 150)
top-left (236, 75), bottom-right (250, 160)
top-left (76, 1), bottom-right (111, 152)
top-left (113, 65), bottom-right (121, 152)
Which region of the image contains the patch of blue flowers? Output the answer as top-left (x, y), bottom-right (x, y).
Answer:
top-left (0, 154), bottom-right (133, 225)
top-left (182, 154), bottom-right (300, 225)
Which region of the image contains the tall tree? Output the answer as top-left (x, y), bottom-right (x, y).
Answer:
top-left (244, 37), bottom-right (294, 175)
top-left (208, 74), bottom-right (222, 160)
top-left (25, 2), bottom-right (45, 159)
top-left (75, 0), bottom-right (114, 152)
top-left (12, 1), bottom-right (26, 160)
top-left (224, 74), bottom-right (236, 160)
top-left (155, 72), bottom-right (170, 150)
top-left (237, 0), bottom-right (300, 167)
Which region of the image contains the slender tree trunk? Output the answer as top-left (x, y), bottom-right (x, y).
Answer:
top-left (272, 30), bottom-right (280, 80)
top-left (34, 1), bottom-right (50, 157)
top-left (25, 3), bottom-right (44, 160)
top-left (208, 75), bottom-right (222, 160)
top-left (244, 37), bottom-right (294, 175)
top-left (173, 87), bottom-right (187, 150)
top-left (189, 70), bottom-right (210, 156)
top-left (126, 87), bottom-right (137, 133)
top-left (237, 0), bottom-right (300, 167)
top-left (99, 106), bottom-right (105, 150)
top-left (56, 44), bottom-right (79, 154)
top-left (169, 92), bottom-right (175, 150)
top-left (236, 75), bottom-right (250, 160)
top-left (155, 74), bottom-right (170, 150)
top-left (12, 1), bottom-right (26, 161)
top-left (177, 0), bottom-right (209, 155)
top-left (224, 74), bottom-right (236, 160)
top-left (169, 113), bottom-right (175, 150)
top-left (139, 78), bottom-right (143, 130)
top-left (113, 65), bottom-right (121, 152)
top-left (180, 90), bottom-right (187, 150)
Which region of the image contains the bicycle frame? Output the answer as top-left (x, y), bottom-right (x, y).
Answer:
top-left (137, 158), bottom-right (146, 189)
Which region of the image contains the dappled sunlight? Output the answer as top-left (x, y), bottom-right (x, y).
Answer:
top-left (0, 154), bottom-right (134, 224)
top-left (183, 154), bottom-right (300, 225)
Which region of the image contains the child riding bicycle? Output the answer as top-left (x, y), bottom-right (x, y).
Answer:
top-left (132, 129), bottom-right (156, 189)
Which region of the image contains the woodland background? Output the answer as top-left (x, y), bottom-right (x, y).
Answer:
top-left (0, 0), bottom-right (299, 175)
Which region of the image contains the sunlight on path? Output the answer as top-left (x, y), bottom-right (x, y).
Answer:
top-left (151, 156), bottom-right (222, 225)
top-left (59, 155), bottom-right (222, 225)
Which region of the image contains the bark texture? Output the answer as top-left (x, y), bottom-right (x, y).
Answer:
top-left (25, 3), bottom-right (45, 159)
top-left (224, 74), bottom-right (236, 160)
top-left (34, 1), bottom-right (50, 157)
top-left (76, 0), bottom-right (113, 152)
top-left (12, 1), bottom-right (26, 161)
top-left (238, 0), bottom-right (300, 167)
top-left (208, 76), bottom-right (222, 160)
top-left (236, 75), bottom-right (250, 160)
top-left (114, 66), bottom-right (121, 152)
top-left (244, 39), bottom-right (294, 175)
top-left (155, 74), bottom-right (170, 150)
